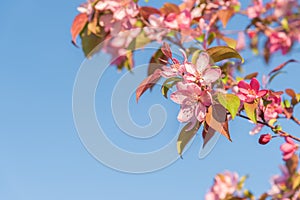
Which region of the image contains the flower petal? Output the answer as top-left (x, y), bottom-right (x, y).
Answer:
top-left (250, 78), bottom-right (260, 93)
top-left (203, 68), bottom-right (221, 84)
top-left (196, 52), bottom-right (210, 72)
top-left (177, 104), bottom-right (195, 122)
top-left (238, 80), bottom-right (250, 90)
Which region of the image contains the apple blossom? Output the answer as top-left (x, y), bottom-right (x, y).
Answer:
top-left (280, 137), bottom-right (298, 161)
top-left (170, 82), bottom-right (212, 127)
top-left (237, 78), bottom-right (268, 103)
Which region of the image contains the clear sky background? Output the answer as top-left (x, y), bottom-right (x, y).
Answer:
top-left (0, 0), bottom-right (300, 200)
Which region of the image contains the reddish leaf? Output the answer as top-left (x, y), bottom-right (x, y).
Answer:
top-left (140, 7), bottom-right (161, 20)
top-left (283, 107), bottom-right (293, 119)
top-left (268, 59), bottom-right (298, 76)
top-left (217, 9), bottom-right (234, 28)
top-left (205, 105), bottom-right (232, 141)
top-left (244, 72), bottom-right (258, 80)
top-left (286, 88), bottom-right (296, 98)
top-left (148, 49), bottom-right (167, 76)
top-left (202, 123), bottom-right (216, 148)
top-left (71, 13), bottom-right (88, 46)
top-left (160, 3), bottom-right (180, 15)
top-left (161, 42), bottom-right (172, 59)
top-left (136, 69), bottom-right (161, 102)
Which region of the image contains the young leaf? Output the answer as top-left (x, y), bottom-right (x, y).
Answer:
top-left (220, 36), bottom-right (237, 49)
top-left (177, 121), bottom-right (201, 156)
top-left (205, 105), bottom-right (232, 141)
top-left (136, 69), bottom-right (161, 102)
top-left (206, 46), bottom-right (244, 63)
top-left (244, 102), bottom-right (258, 123)
top-left (71, 13), bottom-right (88, 46)
top-left (161, 42), bottom-right (172, 59)
top-left (286, 88), bottom-right (296, 98)
top-left (286, 154), bottom-right (299, 175)
top-left (217, 93), bottom-right (240, 119)
top-left (217, 9), bottom-right (234, 28)
top-left (161, 77), bottom-right (182, 98)
top-left (244, 72), bottom-right (258, 80)
top-left (268, 59), bottom-right (298, 76)
top-left (127, 30), bottom-right (151, 50)
top-left (80, 26), bottom-right (106, 58)
top-left (160, 3), bottom-right (180, 15)
top-left (139, 6), bottom-right (161, 20)
top-left (202, 123), bottom-right (216, 148)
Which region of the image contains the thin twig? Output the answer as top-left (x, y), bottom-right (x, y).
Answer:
top-left (237, 114), bottom-right (300, 142)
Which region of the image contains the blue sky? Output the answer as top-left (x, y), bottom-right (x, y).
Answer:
top-left (0, 0), bottom-right (300, 200)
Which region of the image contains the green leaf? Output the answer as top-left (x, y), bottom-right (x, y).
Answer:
top-left (161, 77), bottom-right (182, 98)
top-left (217, 93), bottom-right (240, 119)
top-left (292, 174), bottom-right (300, 190)
top-left (80, 26), bottom-right (106, 58)
top-left (191, 49), bottom-right (203, 65)
top-left (127, 30), bottom-right (151, 50)
top-left (244, 102), bottom-right (258, 123)
top-left (207, 32), bottom-right (216, 46)
top-left (177, 121), bottom-right (201, 156)
top-left (206, 46), bottom-right (244, 63)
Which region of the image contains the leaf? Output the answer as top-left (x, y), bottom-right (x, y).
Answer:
top-left (207, 32), bottom-right (216, 46)
top-left (217, 9), bottom-right (234, 28)
top-left (258, 193), bottom-right (268, 200)
top-left (286, 88), bottom-right (296, 98)
top-left (161, 42), bottom-right (172, 59)
top-left (136, 69), bottom-right (161, 102)
top-left (220, 36), bottom-right (237, 49)
top-left (202, 123), bottom-right (216, 148)
top-left (268, 59), bottom-right (298, 76)
top-left (286, 154), bottom-right (299, 175)
top-left (147, 49), bottom-right (167, 90)
top-left (292, 174), bottom-right (300, 190)
top-left (71, 13), bottom-right (88, 46)
top-left (205, 105), bottom-right (232, 141)
top-left (160, 3), bottom-right (180, 15)
top-left (80, 26), bottom-right (106, 58)
top-left (127, 30), bottom-right (151, 51)
top-left (244, 72), bottom-right (258, 80)
top-left (268, 71), bottom-right (287, 84)
top-left (244, 102), bottom-right (258, 123)
top-left (139, 6), bottom-right (161, 20)
top-left (191, 49), bottom-right (203, 65)
top-left (217, 93), bottom-right (240, 119)
top-left (161, 77), bottom-right (182, 98)
top-left (177, 121), bottom-right (201, 156)
top-left (206, 46), bottom-right (244, 63)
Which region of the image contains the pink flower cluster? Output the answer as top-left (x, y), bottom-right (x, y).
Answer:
top-left (161, 49), bottom-right (221, 128)
top-left (268, 164), bottom-right (300, 199)
top-left (205, 171), bottom-right (239, 200)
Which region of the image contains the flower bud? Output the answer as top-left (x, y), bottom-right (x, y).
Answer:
top-left (259, 134), bottom-right (272, 145)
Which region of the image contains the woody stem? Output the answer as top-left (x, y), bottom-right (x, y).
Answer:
top-left (237, 114), bottom-right (300, 142)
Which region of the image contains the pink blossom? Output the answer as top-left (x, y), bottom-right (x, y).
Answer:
top-left (280, 137), bottom-right (298, 161)
top-left (160, 49), bottom-right (188, 78)
top-left (77, 0), bottom-right (96, 20)
top-left (273, 0), bottom-right (298, 18)
top-left (95, 0), bottom-right (139, 20)
top-left (236, 32), bottom-right (246, 51)
top-left (247, 0), bottom-right (263, 19)
top-left (144, 15), bottom-right (169, 42)
top-left (268, 32), bottom-right (292, 55)
top-left (237, 78), bottom-right (268, 103)
top-left (164, 10), bottom-right (192, 31)
top-left (184, 52), bottom-right (222, 86)
top-left (268, 165), bottom-right (289, 196)
top-left (170, 82), bottom-right (212, 127)
top-left (205, 171), bottom-right (239, 200)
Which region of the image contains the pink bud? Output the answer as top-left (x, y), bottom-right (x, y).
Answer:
top-left (259, 134), bottom-right (272, 145)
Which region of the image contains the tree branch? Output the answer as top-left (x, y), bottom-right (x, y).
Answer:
top-left (237, 114), bottom-right (300, 142)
